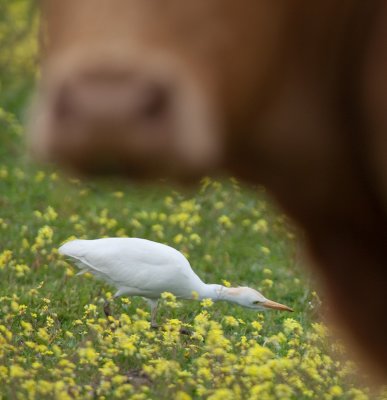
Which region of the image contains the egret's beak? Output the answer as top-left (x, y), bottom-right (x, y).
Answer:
top-left (263, 299), bottom-right (293, 312)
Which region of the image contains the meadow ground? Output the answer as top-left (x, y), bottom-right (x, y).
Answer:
top-left (1, 109), bottom-right (387, 400)
top-left (1, 2), bottom-right (387, 399)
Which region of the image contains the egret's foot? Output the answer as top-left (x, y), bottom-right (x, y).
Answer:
top-left (151, 324), bottom-right (192, 335)
top-left (126, 369), bottom-right (152, 386)
top-left (179, 327), bottom-right (192, 336)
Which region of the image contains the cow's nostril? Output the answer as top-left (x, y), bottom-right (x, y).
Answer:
top-left (138, 83), bottom-right (169, 122)
top-left (54, 83), bottom-right (75, 121)
top-left (53, 68), bottom-right (171, 128)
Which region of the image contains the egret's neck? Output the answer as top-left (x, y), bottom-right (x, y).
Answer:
top-left (196, 284), bottom-right (236, 302)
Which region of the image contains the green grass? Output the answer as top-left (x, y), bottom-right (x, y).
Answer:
top-left (0, 110), bottom-right (385, 399)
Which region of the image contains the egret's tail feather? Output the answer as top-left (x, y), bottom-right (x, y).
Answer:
top-left (58, 239), bottom-right (86, 258)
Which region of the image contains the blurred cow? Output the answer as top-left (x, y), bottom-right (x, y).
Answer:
top-left (29, 0), bottom-right (387, 375)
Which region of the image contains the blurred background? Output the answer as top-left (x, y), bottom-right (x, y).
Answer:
top-left (0, 1), bottom-right (37, 114)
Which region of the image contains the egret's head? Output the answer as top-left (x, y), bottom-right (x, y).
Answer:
top-left (225, 286), bottom-right (293, 312)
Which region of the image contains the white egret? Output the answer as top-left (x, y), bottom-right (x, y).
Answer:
top-left (59, 237), bottom-right (293, 326)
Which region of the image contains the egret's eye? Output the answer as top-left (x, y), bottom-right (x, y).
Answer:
top-left (252, 301), bottom-right (262, 305)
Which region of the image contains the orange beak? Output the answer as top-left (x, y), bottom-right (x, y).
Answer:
top-left (262, 299), bottom-right (293, 312)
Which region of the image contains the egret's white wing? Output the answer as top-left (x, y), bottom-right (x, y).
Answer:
top-left (59, 238), bottom-right (203, 296)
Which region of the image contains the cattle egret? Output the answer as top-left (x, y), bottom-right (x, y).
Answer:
top-left (59, 238), bottom-right (293, 326)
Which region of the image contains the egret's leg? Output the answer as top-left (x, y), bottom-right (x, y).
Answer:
top-left (179, 327), bottom-right (192, 336)
top-left (104, 299), bottom-right (112, 319)
top-left (145, 299), bottom-right (159, 328)
top-left (150, 302), bottom-right (159, 328)
top-left (104, 291), bottom-right (123, 319)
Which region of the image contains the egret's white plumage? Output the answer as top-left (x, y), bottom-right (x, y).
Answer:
top-left (59, 237), bottom-right (292, 325)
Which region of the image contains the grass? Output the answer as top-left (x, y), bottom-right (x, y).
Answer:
top-left (0, 110), bottom-right (386, 399)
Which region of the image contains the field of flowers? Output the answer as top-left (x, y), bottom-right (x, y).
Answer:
top-left (1, 2), bottom-right (387, 399)
top-left (1, 112), bottom-right (387, 400)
